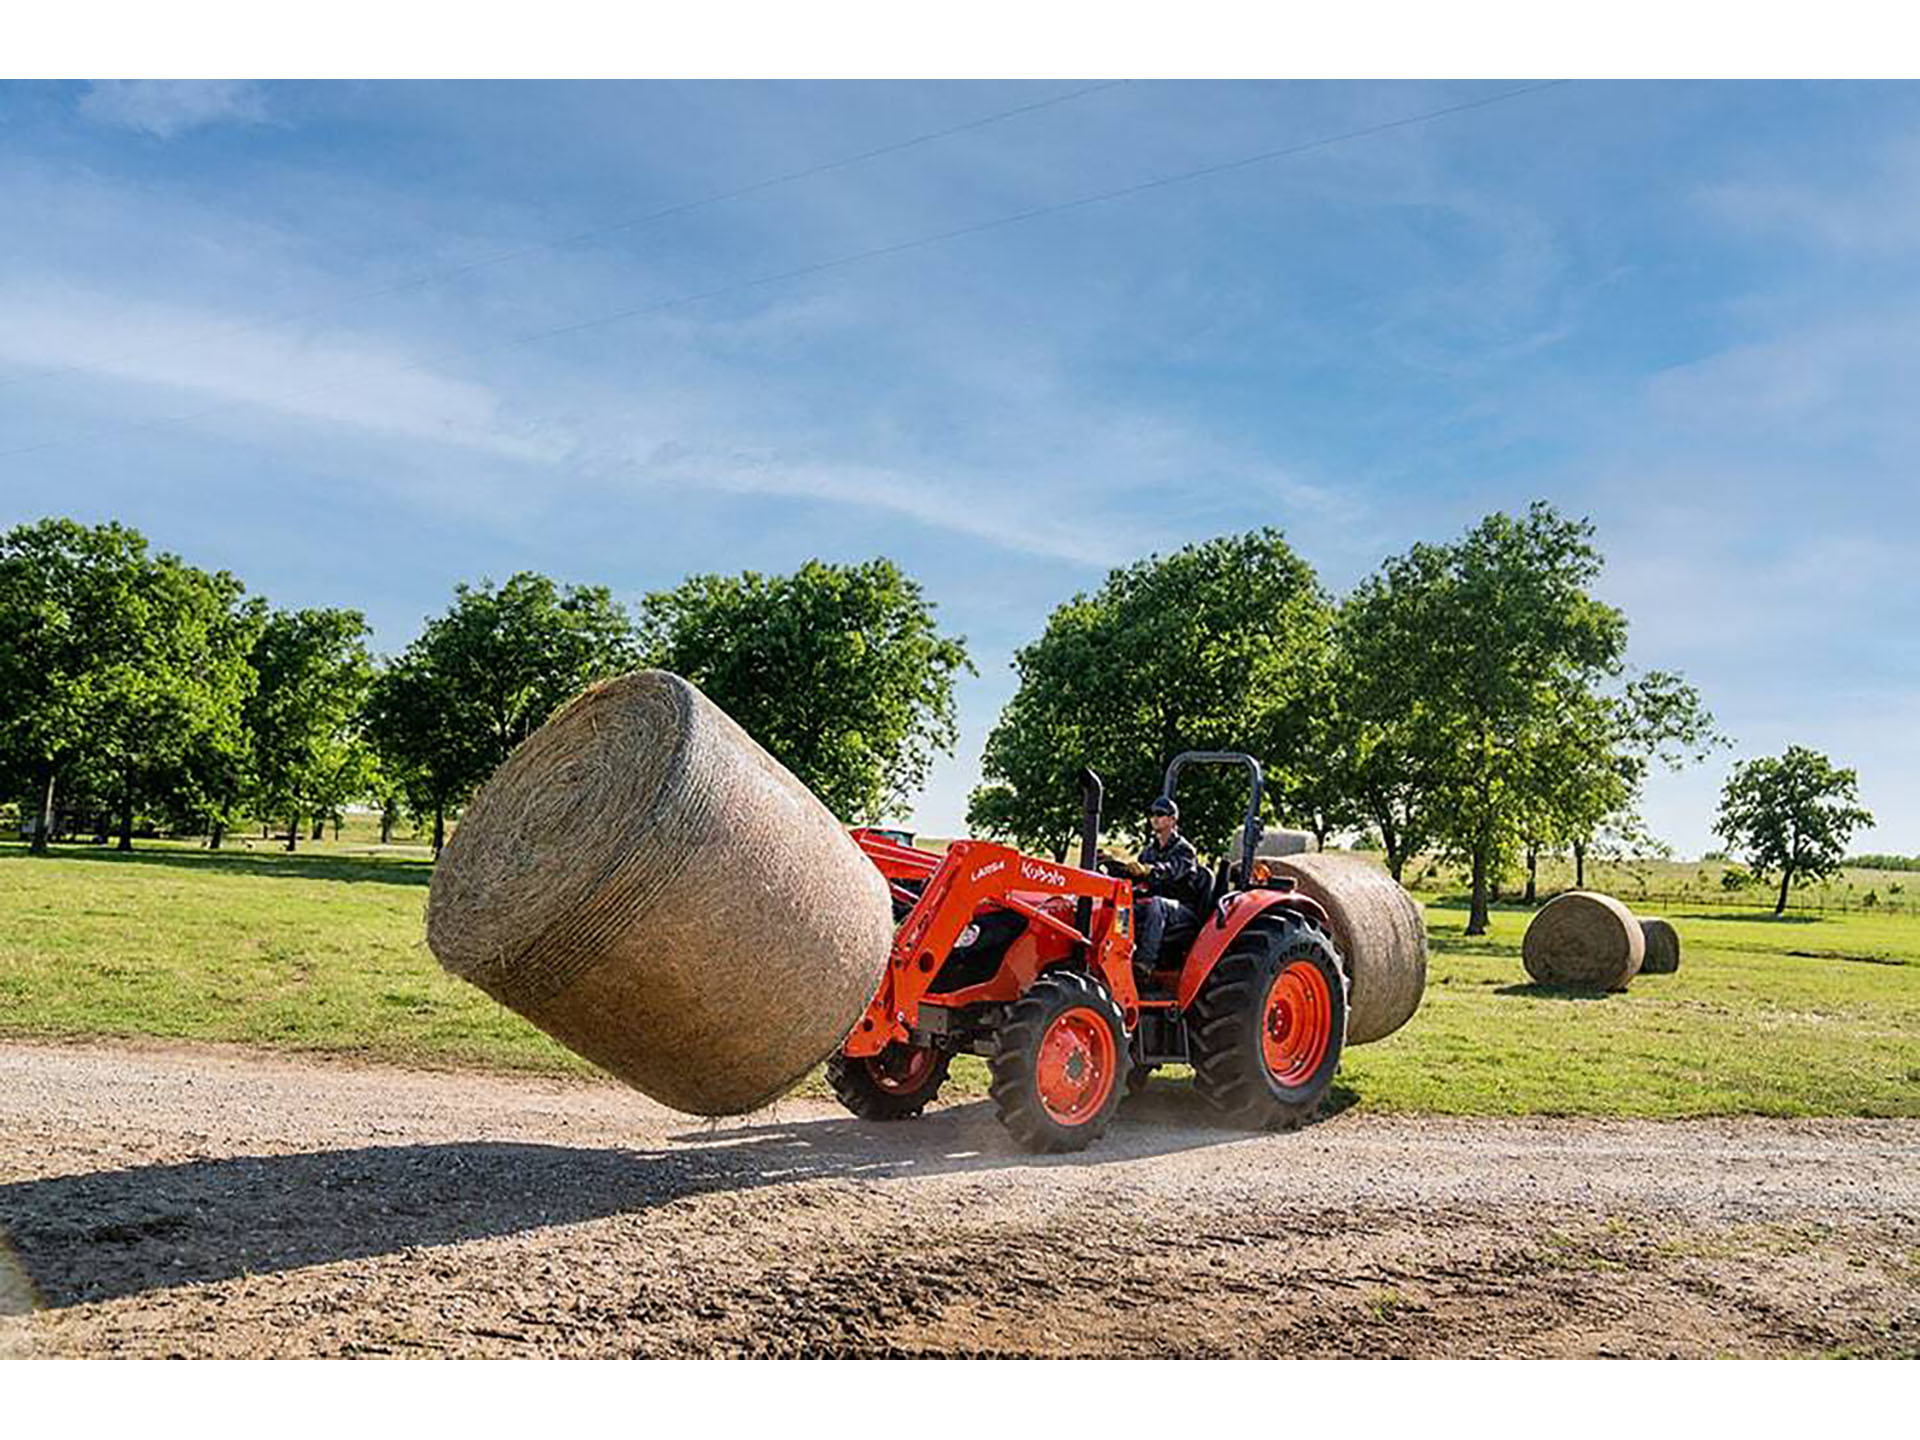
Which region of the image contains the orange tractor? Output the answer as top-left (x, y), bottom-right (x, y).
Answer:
top-left (836, 753), bottom-right (1349, 1153)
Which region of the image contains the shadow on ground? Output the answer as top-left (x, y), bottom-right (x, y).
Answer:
top-left (1492, 983), bottom-right (1620, 1001)
top-left (0, 1092), bottom-right (1289, 1309)
top-left (1679, 911), bottom-right (1822, 925)
top-left (0, 843), bottom-right (430, 888)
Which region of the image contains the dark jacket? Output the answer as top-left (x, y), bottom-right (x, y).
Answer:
top-left (1139, 832), bottom-right (1207, 910)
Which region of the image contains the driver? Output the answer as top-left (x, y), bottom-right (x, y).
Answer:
top-left (1101, 797), bottom-right (1205, 980)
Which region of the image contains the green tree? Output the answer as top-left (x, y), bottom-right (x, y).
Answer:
top-left (972, 531), bottom-right (1331, 855)
top-left (426, 573), bottom-right (639, 772)
top-left (1353, 505), bottom-right (1631, 933)
top-left (1715, 746), bottom-right (1875, 915)
top-left (1306, 592), bottom-right (1449, 879)
top-left (245, 607), bottom-right (376, 851)
top-left (86, 550), bottom-right (258, 851)
top-left (364, 655), bottom-right (478, 856)
top-left (641, 558), bottom-right (971, 823)
top-left (0, 519), bottom-right (151, 852)
top-left (365, 574), bottom-right (639, 854)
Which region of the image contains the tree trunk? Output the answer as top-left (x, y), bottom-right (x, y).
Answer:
top-left (1467, 846), bottom-right (1490, 935)
top-left (433, 804), bottom-right (446, 857)
top-left (1524, 844), bottom-right (1538, 904)
top-left (312, 817), bottom-right (325, 841)
top-left (286, 813), bottom-right (299, 853)
top-left (117, 784), bottom-right (134, 852)
top-left (1573, 840), bottom-right (1586, 889)
top-left (209, 822), bottom-right (225, 850)
top-left (379, 807), bottom-right (394, 846)
top-left (32, 767), bottom-right (55, 855)
top-left (1776, 868), bottom-right (1792, 916)
top-left (1312, 824), bottom-right (1329, 852)
top-left (331, 815), bottom-right (342, 841)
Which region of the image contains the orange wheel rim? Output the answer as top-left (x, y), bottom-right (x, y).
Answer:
top-left (1261, 960), bottom-right (1332, 1087)
top-left (1035, 1007), bottom-right (1116, 1125)
top-left (868, 1044), bottom-right (935, 1093)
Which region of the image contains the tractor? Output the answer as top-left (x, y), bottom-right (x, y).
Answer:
top-left (835, 752), bottom-right (1349, 1153)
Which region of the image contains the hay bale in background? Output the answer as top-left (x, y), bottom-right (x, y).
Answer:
top-left (1233, 828), bottom-right (1313, 864)
top-left (1522, 891), bottom-right (1644, 991)
top-left (1638, 916), bottom-right (1681, 975)
top-left (427, 670), bottom-right (894, 1116)
top-left (1266, 853), bottom-right (1427, 1045)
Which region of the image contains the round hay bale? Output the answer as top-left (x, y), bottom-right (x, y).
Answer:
top-left (426, 670), bottom-right (894, 1116)
top-left (1266, 852), bottom-right (1427, 1045)
top-left (1233, 828), bottom-right (1313, 864)
top-left (1521, 891), bottom-right (1644, 991)
top-left (1638, 916), bottom-right (1681, 975)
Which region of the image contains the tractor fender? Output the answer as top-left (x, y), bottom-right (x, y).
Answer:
top-left (1173, 888), bottom-right (1333, 1012)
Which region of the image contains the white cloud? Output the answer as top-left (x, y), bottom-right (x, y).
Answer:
top-left (77, 81), bottom-right (270, 140)
top-left (0, 285), bottom-right (559, 464)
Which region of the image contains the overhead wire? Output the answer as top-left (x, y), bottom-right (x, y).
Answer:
top-left (0, 80), bottom-right (1571, 466)
top-left (0, 79), bottom-right (1129, 394)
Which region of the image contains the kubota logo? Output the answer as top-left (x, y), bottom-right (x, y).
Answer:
top-left (971, 860), bottom-right (1006, 882)
top-left (1020, 860), bottom-right (1067, 887)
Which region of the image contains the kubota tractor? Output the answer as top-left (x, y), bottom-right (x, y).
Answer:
top-left (836, 752), bottom-right (1349, 1153)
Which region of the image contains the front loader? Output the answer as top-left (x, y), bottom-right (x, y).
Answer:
top-left (836, 753), bottom-right (1350, 1153)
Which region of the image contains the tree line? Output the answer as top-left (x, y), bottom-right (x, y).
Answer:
top-left (0, 518), bottom-right (968, 858)
top-left (967, 505), bottom-right (1731, 933)
top-left (2, 505), bottom-right (1876, 924)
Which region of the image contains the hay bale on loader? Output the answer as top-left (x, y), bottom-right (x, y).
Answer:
top-left (1265, 852), bottom-right (1427, 1045)
top-left (1522, 890), bottom-right (1644, 991)
top-left (426, 670), bottom-right (894, 1116)
top-left (1638, 916), bottom-right (1681, 975)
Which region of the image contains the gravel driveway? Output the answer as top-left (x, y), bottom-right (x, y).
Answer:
top-left (3, 1039), bottom-right (1916, 1357)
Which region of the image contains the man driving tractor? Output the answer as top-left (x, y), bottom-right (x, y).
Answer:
top-left (1101, 796), bottom-right (1208, 982)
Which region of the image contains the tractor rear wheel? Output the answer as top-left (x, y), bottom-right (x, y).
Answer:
top-left (826, 1041), bottom-right (952, 1121)
top-left (989, 971), bottom-right (1127, 1153)
top-left (1188, 915), bottom-right (1348, 1131)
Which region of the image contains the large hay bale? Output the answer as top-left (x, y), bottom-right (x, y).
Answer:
top-left (1638, 916), bottom-right (1681, 975)
top-left (426, 670), bottom-right (894, 1116)
top-left (1266, 853), bottom-right (1427, 1045)
top-left (1522, 891), bottom-right (1644, 991)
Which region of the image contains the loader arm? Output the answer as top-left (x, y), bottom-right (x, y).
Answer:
top-left (844, 836), bottom-right (1138, 1057)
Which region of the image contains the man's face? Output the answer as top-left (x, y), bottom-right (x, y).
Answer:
top-left (1151, 812), bottom-right (1176, 842)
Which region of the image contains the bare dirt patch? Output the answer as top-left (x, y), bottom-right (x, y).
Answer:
top-left (2, 1040), bottom-right (1915, 1357)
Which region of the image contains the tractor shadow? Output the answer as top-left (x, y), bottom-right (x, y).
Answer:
top-left (0, 1092), bottom-right (1299, 1311)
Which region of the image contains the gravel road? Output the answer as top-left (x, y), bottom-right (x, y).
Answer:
top-left (3, 1039), bottom-right (1916, 1357)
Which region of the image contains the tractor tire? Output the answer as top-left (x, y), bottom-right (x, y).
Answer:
top-left (1188, 914), bottom-right (1349, 1132)
top-left (989, 971), bottom-right (1128, 1153)
top-left (826, 1042), bottom-right (952, 1121)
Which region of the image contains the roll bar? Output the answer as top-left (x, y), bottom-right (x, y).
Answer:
top-left (1160, 751), bottom-right (1265, 879)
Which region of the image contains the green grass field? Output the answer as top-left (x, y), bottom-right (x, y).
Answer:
top-left (4, 838), bottom-right (1917, 1116)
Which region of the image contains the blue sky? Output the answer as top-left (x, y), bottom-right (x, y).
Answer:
top-left (2, 78), bottom-right (1916, 854)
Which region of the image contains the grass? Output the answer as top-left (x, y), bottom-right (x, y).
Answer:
top-left (4, 838), bottom-right (1919, 1116)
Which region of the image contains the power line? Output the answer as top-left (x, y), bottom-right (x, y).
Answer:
top-left (0, 80), bottom-right (1570, 467)
top-left (0, 79), bottom-right (1129, 395)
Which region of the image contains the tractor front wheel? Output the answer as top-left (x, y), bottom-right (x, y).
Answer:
top-left (1188, 915), bottom-right (1348, 1131)
top-left (826, 1041), bottom-right (952, 1121)
top-left (989, 971), bottom-right (1127, 1153)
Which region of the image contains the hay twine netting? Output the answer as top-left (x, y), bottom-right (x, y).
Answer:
top-left (426, 669), bottom-right (894, 1116)
top-left (1521, 890), bottom-right (1645, 992)
top-left (1266, 852), bottom-right (1428, 1045)
top-left (1638, 916), bottom-right (1681, 975)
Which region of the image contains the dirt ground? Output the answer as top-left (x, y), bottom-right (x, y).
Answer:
top-left (2, 1039), bottom-right (1916, 1358)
